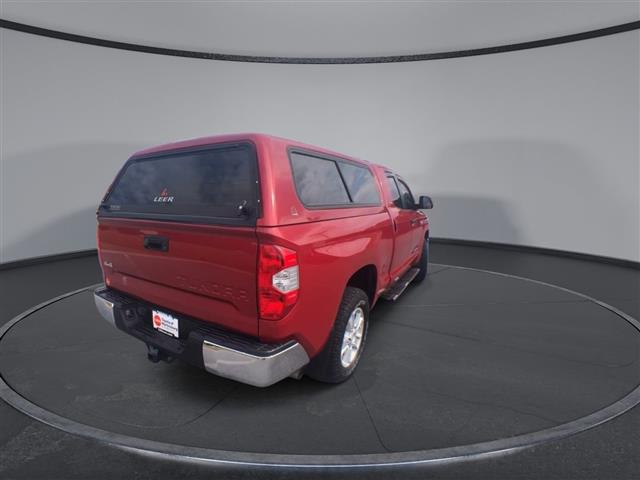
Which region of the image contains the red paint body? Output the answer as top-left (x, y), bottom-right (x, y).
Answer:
top-left (97, 134), bottom-right (428, 358)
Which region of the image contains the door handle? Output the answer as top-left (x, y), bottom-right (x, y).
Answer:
top-left (143, 235), bottom-right (169, 252)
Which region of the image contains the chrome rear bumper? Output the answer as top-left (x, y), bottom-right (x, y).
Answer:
top-left (94, 293), bottom-right (115, 326)
top-left (93, 287), bottom-right (309, 388)
top-left (202, 340), bottom-right (309, 388)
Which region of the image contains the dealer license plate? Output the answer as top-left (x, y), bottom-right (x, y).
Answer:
top-left (152, 309), bottom-right (179, 338)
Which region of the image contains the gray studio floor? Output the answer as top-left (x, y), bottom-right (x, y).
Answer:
top-left (0, 242), bottom-right (638, 479)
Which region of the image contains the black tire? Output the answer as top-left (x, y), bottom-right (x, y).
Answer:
top-left (306, 287), bottom-right (370, 383)
top-left (413, 237), bottom-right (429, 283)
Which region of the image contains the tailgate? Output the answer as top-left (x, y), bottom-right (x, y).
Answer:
top-left (98, 218), bottom-right (258, 336)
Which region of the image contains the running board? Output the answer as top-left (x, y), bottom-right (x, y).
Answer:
top-left (381, 268), bottom-right (420, 301)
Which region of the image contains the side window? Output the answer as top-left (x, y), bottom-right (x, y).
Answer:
top-left (338, 162), bottom-right (380, 204)
top-left (386, 176), bottom-right (403, 209)
top-left (290, 152), bottom-right (350, 206)
top-left (397, 179), bottom-right (416, 210)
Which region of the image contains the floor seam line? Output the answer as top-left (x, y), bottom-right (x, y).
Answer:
top-left (352, 374), bottom-right (392, 454)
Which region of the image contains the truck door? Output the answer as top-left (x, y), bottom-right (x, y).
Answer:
top-left (385, 175), bottom-right (419, 280)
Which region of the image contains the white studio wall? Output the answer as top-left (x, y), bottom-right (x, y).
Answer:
top-left (1, 28), bottom-right (638, 263)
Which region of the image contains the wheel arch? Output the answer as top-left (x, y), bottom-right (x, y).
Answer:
top-left (345, 264), bottom-right (377, 306)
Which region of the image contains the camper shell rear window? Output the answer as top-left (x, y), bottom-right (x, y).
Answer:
top-left (99, 142), bottom-right (260, 226)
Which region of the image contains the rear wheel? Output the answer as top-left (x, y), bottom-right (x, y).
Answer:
top-left (306, 287), bottom-right (369, 383)
top-left (413, 237), bottom-right (429, 283)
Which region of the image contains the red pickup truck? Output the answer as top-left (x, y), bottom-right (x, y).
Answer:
top-left (94, 134), bottom-right (432, 387)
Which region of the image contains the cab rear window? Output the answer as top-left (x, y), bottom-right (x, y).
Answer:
top-left (99, 143), bottom-right (259, 225)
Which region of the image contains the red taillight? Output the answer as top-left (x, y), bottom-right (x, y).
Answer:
top-left (96, 223), bottom-right (103, 269)
top-left (258, 244), bottom-right (299, 320)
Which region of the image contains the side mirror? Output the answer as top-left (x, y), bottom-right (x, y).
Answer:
top-left (417, 195), bottom-right (433, 210)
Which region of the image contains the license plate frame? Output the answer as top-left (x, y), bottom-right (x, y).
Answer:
top-left (152, 309), bottom-right (179, 338)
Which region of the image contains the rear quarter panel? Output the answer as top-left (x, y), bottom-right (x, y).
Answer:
top-left (256, 139), bottom-right (398, 356)
top-left (257, 213), bottom-right (394, 357)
